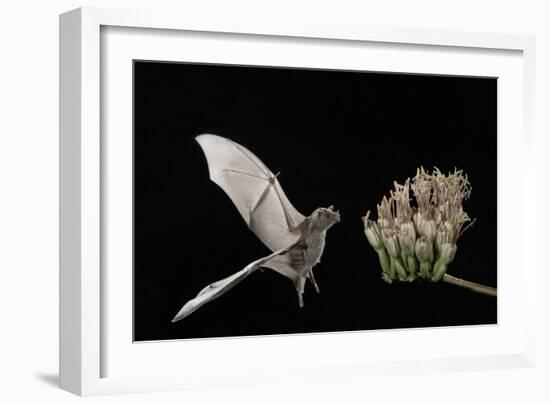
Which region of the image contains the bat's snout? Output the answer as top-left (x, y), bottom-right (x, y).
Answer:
top-left (327, 205), bottom-right (341, 223)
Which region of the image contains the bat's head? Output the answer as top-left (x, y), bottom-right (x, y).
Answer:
top-left (311, 205), bottom-right (340, 231)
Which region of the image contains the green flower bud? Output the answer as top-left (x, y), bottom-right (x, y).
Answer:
top-left (419, 262), bottom-right (432, 279)
top-left (415, 236), bottom-right (434, 279)
top-left (407, 256), bottom-right (418, 277)
top-left (419, 219), bottom-right (437, 241)
top-left (363, 211), bottom-right (393, 281)
top-left (415, 236), bottom-right (434, 263)
top-left (365, 226), bottom-right (383, 249)
top-left (438, 242), bottom-right (457, 263)
top-left (432, 242), bottom-right (457, 281)
top-left (435, 221), bottom-right (454, 253)
top-left (399, 221), bottom-right (416, 256)
top-left (400, 249), bottom-right (408, 270)
top-left (363, 213), bottom-right (384, 251)
top-left (376, 248), bottom-right (392, 279)
top-left (390, 256), bottom-right (408, 281)
top-left (382, 229), bottom-right (401, 259)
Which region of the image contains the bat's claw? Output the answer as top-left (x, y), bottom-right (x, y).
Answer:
top-left (298, 293), bottom-right (304, 308)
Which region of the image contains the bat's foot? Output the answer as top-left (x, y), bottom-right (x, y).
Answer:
top-left (312, 279), bottom-right (320, 294)
top-left (309, 269), bottom-right (320, 294)
top-left (311, 282), bottom-right (320, 294)
top-left (295, 277), bottom-right (306, 307)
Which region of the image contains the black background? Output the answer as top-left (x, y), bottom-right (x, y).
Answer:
top-left (134, 61), bottom-right (497, 342)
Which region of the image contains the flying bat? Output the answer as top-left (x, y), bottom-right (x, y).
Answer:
top-left (171, 134), bottom-right (340, 322)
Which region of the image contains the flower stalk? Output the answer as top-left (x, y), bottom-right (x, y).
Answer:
top-left (442, 274), bottom-right (497, 297)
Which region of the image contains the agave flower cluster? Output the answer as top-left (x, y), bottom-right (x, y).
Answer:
top-left (363, 167), bottom-right (474, 283)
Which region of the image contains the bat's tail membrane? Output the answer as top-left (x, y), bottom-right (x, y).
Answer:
top-left (171, 241), bottom-right (300, 322)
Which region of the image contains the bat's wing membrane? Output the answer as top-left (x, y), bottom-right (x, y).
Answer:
top-left (171, 239), bottom-right (301, 322)
top-left (196, 134), bottom-right (305, 252)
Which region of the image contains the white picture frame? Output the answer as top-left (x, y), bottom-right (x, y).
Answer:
top-left (59, 6), bottom-right (537, 396)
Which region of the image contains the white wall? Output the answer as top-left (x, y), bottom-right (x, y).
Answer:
top-left (0, 1), bottom-right (548, 402)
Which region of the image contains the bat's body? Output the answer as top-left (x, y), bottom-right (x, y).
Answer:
top-left (172, 134), bottom-right (339, 322)
top-left (261, 212), bottom-right (334, 306)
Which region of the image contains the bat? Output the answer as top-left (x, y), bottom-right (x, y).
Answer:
top-left (171, 134), bottom-right (340, 322)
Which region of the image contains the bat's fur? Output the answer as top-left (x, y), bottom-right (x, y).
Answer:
top-left (262, 207), bottom-right (340, 307)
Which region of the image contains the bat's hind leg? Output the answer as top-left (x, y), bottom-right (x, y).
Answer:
top-left (294, 277), bottom-right (306, 307)
top-left (308, 268), bottom-right (320, 294)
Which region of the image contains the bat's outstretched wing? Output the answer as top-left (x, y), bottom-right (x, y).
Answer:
top-left (196, 134), bottom-right (305, 252)
top-left (171, 240), bottom-right (301, 322)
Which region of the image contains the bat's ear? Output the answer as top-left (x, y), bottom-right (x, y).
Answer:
top-left (327, 205), bottom-right (334, 210)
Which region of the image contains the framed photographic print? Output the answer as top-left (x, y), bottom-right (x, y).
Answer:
top-left (60, 7), bottom-right (536, 396)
